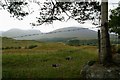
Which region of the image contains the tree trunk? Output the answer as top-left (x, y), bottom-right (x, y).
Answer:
top-left (100, 0), bottom-right (112, 65)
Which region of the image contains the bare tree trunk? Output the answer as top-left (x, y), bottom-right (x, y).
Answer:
top-left (100, 0), bottom-right (112, 65)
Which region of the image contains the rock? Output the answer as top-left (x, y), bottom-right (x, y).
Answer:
top-left (87, 61), bottom-right (96, 66)
top-left (80, 63), bottom-right (120, 79)
top-left (65, 56), bottom-right (72, 60)
top-left (52, 64), bottom-right (60, 68)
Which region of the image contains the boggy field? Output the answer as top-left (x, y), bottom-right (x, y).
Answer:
top-left (2, 37), bottom-right (97, 79)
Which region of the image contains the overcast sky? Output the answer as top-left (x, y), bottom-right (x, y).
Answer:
top-left (0, 0), bottom-right (119, 32)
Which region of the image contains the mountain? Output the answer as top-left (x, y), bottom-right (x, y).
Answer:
top-left (42, 27), bottom-right (97, 40)
top-left (0, 31), bottom-right (4, 36)
top-left (2, 27), bottom-right (98, 41)
top-left (2, 28), bottom-right (41, 38)
top-left (1, 27), bottom-right (117, 43)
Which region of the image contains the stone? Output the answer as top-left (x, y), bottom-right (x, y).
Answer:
top-left (65, 56), bottom-right (72, 60)
top-left (80, 62), bottom-right (120, 79)
top-left (87, 61), bottom-right (96, 66)
top-left (52, 64), bottom-right (60, 68)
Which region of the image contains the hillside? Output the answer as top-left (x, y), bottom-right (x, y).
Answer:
top-left (2, 29), bottom-right (41, 38)
top-left (2, 36), bottom-right (97, 78)
top-left (40, 27), bottom-right (97, 40)
top-left (1, 37), bottom-right (42, 49)
top-left (2, 27), bottom-right (98, 41)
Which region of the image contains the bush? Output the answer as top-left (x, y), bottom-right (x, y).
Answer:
top-left (18, 46), bottom-right (21, 49)
top-left (28, 45), bottom-right (38, 49)
top-left (10, 47), bottom-right (14, 49)
top-left (5, 47), bottom-right (10, 49)
top-left (2, 46), bottom-right (22, 50)
top-left (67, 39), bottom-right (80, 46)
top-left (112, 45), bottom-right (120, 54)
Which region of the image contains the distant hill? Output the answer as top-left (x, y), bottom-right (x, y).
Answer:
top-left (2, 27), bottom-right (117, 42)
top-left (2, 28), bottom-right (41, 38)
top-left (10, 27), bottom-right (97, 41)
top-left (0, 31), bottom-right (4, 36)
top-left (41, 27), bottom-right (97, 40)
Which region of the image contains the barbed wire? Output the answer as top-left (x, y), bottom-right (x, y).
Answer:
top-left (109, 3), bottom-right (119, 4)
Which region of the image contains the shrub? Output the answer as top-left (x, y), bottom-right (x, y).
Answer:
top-left (5, 47), bottom-right (10, 49)
top-left (14, 47), bottom-right (19, 49)
top-left (10, 47), bottom-right (14, 49)
top-left (112, 45), bottom-right (120, 54)
top-left (28, 45), bottom-right (37, 49)
top-left (18, 46), bottom-right (21, 49)
top-left (67, 39), bottom-right (80, 46)
top-left (2, 48), bottom-right (4, 50)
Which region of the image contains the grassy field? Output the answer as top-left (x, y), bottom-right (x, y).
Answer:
top-left (2, 37), bottom-right (98, 78)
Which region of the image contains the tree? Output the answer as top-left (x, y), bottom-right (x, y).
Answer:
top-left (0, 0), bottom-right (101, 24)
top-left (109, 4), bottom-right (120, 38)
top-left (0, 0), bottom-right (112, 65)
top-left (0, 0), bottom-right (29, 20)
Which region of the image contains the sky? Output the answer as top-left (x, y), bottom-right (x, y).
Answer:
top-left (0, 0), bottom-right (119, 32)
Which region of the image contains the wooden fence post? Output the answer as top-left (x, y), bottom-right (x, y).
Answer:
top-left (98, 29), bottom-right (101, 63)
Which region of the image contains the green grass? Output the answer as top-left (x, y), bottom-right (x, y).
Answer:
top-left (2, 37), bottom-right (42, 48)
top-left (2, 37), bottom-right (98, 78)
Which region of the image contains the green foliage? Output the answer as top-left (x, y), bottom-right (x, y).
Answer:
top-left (111, 39), bottom-right (120, 44)
top-left (109, 6), bottom-right (120, 36)
top-left (28, 45), bottom-right (37, 49)
top-left (111, 44), bottom-right (120, 54)
top-left (5, 47), bottom-right (10, 49)
top-left (116, 45), bottom-right (120, 54)
top-left (66, 39), bottom-right (97, 46)
top-left (67, 39), bottom-right (80, 46)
